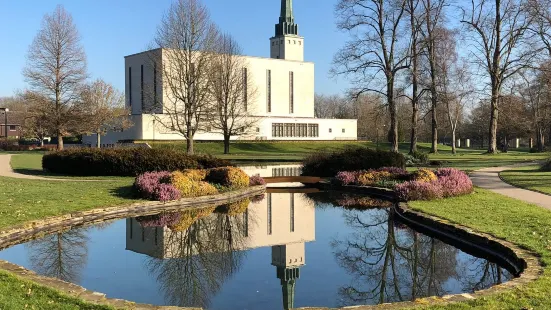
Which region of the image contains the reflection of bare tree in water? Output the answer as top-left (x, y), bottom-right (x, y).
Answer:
top-left (332, 209), bottom-right (459, 306)
top-left (146, 211), bottom-right (249, 308)
top-left (458, 257), bottom-right (508, 292)
top-left (26, 228), bottom-right (89, 283)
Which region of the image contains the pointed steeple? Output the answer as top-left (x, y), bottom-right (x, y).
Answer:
top-left (275, 0), bottom-right (298, 36)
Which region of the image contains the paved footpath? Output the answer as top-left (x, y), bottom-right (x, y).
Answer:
top-left (470, 165), bottom-right (551, 211)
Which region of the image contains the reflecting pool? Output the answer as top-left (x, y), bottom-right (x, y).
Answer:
top-left (0, 191), bottom-right (513, 309)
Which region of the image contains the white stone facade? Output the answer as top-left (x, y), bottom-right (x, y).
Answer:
top-left (83, 2), bottom-right (357, 146)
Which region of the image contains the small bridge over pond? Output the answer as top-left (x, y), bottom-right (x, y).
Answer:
top-left (263, 176), bottom-right (322, 185)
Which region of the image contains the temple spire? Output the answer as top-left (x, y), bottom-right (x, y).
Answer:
top-left (275, 0), bottom-right (298, 36)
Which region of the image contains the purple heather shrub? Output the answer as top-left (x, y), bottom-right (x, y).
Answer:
top-left (395, 180), bottom-right (444, 201)
top-left (395, 168), bottom-right (472, 201)
top-left (136, 212), bottom-right (182, 227)
top-left (335, 171), bottom-right (358, 185)
top-left (135, 171), bottom-right (182, 201)
top-left (249, 174), bottom-right (266, 186)
top-left (154, 183), bottom-right (182, 202)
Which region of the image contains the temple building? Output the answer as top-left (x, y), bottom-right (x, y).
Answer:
top-left (83, 0), bottom-right (357, 146)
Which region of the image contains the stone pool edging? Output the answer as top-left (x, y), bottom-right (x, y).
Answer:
top-left (0, 182), bottom-right (543, 310)
top-left (0, 185), bottom-right (266, 310)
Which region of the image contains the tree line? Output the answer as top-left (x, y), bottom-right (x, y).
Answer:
top-left (329, 0), bottom-right (551, 153)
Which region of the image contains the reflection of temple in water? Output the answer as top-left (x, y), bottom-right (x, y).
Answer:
top-left (126, 192), bottom-right (315, 309)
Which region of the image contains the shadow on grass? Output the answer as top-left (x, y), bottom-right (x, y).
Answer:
top-left (13, 168), bottom-right (59, 177)
top-left (109, 184), bottom-right (138, 199)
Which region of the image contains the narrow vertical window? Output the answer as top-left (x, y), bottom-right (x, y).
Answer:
top-left (140, 65), bottom-right (144, 111)
top-left (289, 71), bottom-right (294, 114)
top-left (290, 194), bottom-right (295, 232)
top-left (153, 62), bottom-right (157, 108)
top-left (267, 193), bottom-right (272, 235)
top-left (267, 69), bottom-right (272, 112)
top-left (243, 68), bottom-right (248, 111)
top-left (243, 208), bottom-right (249, 237)
top-left (128, 67), bottom-right (132, 107)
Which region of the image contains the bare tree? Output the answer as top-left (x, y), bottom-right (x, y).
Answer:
top-left (435, 29), bottom-right (472, 154)
top-left (80, 79), bottom-right (131, 148)
top-left (461, 0), bottom-right (535, 153)
top-left (333, 0), bottom-right (410, 153)
top-left (208, 34), bottom-right (258, 154)
top-left (419, 0), bottom-right (448, 153)
top-left (20, 92), bottom-right (51, 146)
top-left (406, 0), bottom-right (424, 154)
top-left (23, 5), bottom-right (87, 150)
top-left (151, 0), bottom-right (219, 154)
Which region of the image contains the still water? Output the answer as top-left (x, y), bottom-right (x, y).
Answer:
top-left (0, 191), bottom-right (512, 309)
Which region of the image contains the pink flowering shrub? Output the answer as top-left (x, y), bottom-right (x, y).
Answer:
top-left (395, 168), bottom-right (472, 201)
top-left (334, 171), bottom-right (360, 185)
top-left (251, 194), bottom-right (266, 203)
top-left (136, 212), bottom-right (182, 227)
top-left (135, 171), bottom-right (181, 202)
top-left (249, 174), bottom-right (266, 186)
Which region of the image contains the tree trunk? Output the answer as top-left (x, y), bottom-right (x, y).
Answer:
top-left (451, 129), bottom-right (456, 155)
top-left (40, 138), bottom-right (44, 147)
top-left (537, 126), bottom-right (545, 152)
top-left (223, 134), bottom-right (230, 154)
top-left (431, 102), bottom-right (438, 153)
top-left (410, 105), bottom-right (418, 154)
top-left (186, 137), bottom-right (194, 155)
top-left (388, 81), bottom-right (399, 153)
top-left (96, 132), bottom-right (101, 149)
top-left (488, 94), bottom-right (499, 153)
top-left (57, 132), bottom-right (64, 150)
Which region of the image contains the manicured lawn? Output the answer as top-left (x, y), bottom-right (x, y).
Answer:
top-left (500, 165), bottom-right (551, 195)
top-left (410, 189), bottom-right (551, 309)
top-left (0, 176), bottom-right (141, 309)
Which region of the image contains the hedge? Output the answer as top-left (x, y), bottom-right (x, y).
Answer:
top-left (301, 147), bottom-right (405, 177)
top-left (42, 148), bottom-right (232, 176)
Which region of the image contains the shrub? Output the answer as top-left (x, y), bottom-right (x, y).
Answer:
top-left (206, 167), bottom-right (250, 189)
top-left (357, 170), bottom-right (392, 186)
top-left (251, 194), bottom-right (266, 203)
top-left (411, 169), bottom-right (437, 183)
top-left (136, 212), bottom-right (182, 227)
top-left (249, 174), bottom-right (266, 186)
top-left (395, 181), bottom-right (444, 201)
top-left (336, 196), bottom-right (393, 209)
top-left (302, 147), bottom-right (405, 177)
top-left (171, 171), bottom-right (218, 198)
top-left (134, 171), bottom-right (178, 201)
top-left (334, 171), bottom-right (359, 185)
top-left (395, 168), bottom-right (472, 201)
top-left (179, 169), bottom-right (207, 182)
top-left (42, 148), bottom-right (232, 176)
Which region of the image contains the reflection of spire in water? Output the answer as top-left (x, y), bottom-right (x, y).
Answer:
top-left (272, 242), bottom-right (305, 310)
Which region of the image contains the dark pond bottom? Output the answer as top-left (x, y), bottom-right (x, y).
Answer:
top-left (0, 191), bottom-right (513, 309)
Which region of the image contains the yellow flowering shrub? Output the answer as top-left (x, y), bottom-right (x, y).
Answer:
top-left (171, 171), bottom-right (219, 197)
top-left (179, 169), bottom-right (207, 182)
top-left (206, 167), bottom-right (250, 189)
top-left (169, 206), bottom-right (216, 232)
top-left (411, 169), bottom-right (437, 183)
top-left (357, 171), bottom-right (393, 186)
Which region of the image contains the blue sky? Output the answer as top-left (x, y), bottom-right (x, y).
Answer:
top-left (0, 0), bottom-right (352, 97)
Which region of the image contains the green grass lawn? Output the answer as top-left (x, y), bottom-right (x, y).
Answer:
top-left (0, 176), bottom-right (141, 309)
top-left (500, 165), bottom-right (551, 195)
top-left (410, 189), bottom-right (551, 309)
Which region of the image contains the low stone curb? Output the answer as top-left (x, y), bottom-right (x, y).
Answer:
top-left (0, 183), bottom-right (543, 310)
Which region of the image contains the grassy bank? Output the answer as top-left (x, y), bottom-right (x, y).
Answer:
top-left (0, 176), bottom-right (140, 309)
top-left (410, 189), bottom-right (551, 309)
top-left (500, 165), bottom-right (551, 196)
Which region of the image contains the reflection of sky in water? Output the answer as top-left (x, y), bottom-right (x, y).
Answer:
top-left (0, 192), bottom-right (513, 310)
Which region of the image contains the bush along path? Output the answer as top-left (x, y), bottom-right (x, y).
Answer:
top-left (471, 165), bottom-right (551, 211)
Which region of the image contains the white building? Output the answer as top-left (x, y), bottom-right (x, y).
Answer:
top-left (84, 0), bottom-right (357, 146)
